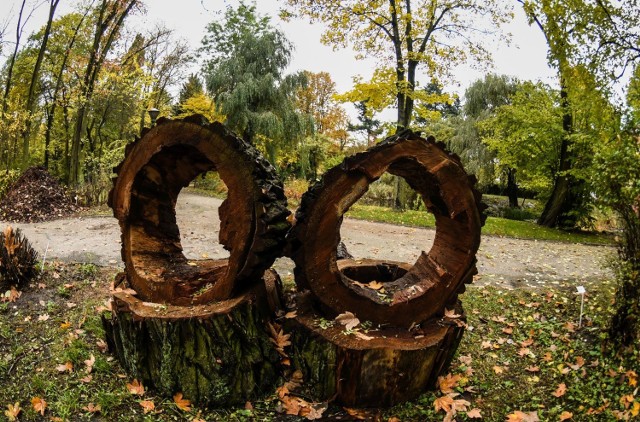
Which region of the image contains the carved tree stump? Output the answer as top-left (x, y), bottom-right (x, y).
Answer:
top-left (108, 115), bottom-right (290, 305)
top-left (104, 116), bottom-right (290, 405)
top-left (286, 131), bottom-right (485, 407)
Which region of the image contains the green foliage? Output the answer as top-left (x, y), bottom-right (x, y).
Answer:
top-left (201, 1), bottom-right (313, 163)
top-left (0, 169), bottom-right (20, 199)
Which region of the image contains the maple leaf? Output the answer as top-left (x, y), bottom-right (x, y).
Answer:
top-left (344, 407), bottom-right (374, 420)
top-left (467, 408), bottom-right (482, 418)
top-left (543, 352), bottom-right (553, 362)
top-left (434, 395), bottom-right (454, 413)
top-left (506, 410), bottom-right (540, 422)
top-left (559, 410), bottom-right (573, 421)
top-left (518, 347), bottom-right (531, 357)
top-left (56, 361), bottom-right (73, 373)
top-left (7, 286), bottom-right (21, 303)
top-left (96, 339), bottom-right (108, 353)
top-left (84, 354), bottom-right (95, 374)
top-left (502, 327), bottom-right (513, 335)
top-left (492, 365), bottom-right (505, 374)
top-left (335, 311), bottom-right (360, 330)
top-left (553, 383), bottom-right (567, 398)
top-left (367, 280), bottom-right (384, 290)
top-left (4, 402), bottom-right (21, 421)
top-left (300, 402), bottom-right (328, 420)
top-left (525, 366), bottom-right (540, 373)
top-left (520, 338), bottom-right (534, 347)
top-left (481, 341), bottom-right (492, 349)
top-left (139, 400), bottom-right (155, 414)
top-left (38, 314), bottom-right (50, 322)
top-left (569, 356), bottom-right (585, 370)
top-left (173, 392), bottom-right (191, 412)
top-left (31, 397), bottom-right (47, 416)
top-left (444, 308), bottom-right (461, 319)
top-left (438, 373), bottom-right (462, 394)
top-left (126, 379), bottom-right (145, 395)
top-left (281, 395), bottom-right (303, 415)
top-left (284, 311), bottom-right (297, 319)
top-left (458, 355), bottom-right (473, 365)
top-left (267, 322), bottom-right (291, 357)
top-left (82, 403), bottom-right (101, 413)
top-left (626, 370), bottom-right (638, 387)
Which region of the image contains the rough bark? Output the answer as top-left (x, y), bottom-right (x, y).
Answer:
top-left (506, 167), bottom-right (519, 208)
top-left (285, 291), bottom-right (465, 407)
top-left (103, 270), bottom-right (283, 406)
top-left (108, 115), bottom-right (290, 305)
top-left (288, 130), bottom-right (485, 328)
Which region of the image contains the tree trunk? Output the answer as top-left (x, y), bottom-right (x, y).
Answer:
top-left (286, 291), bottom-right (465, 407)
top-left (103, 271), bottom-right (283, 406)
top-left (1, 0), bottom-right (26, 116)
top-left (506, 167), bottom-right (519, 208)
top-left (22, 0), bottom-right (59, 165)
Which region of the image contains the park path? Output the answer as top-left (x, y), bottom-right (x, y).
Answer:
top-left (4, 192), bottom-right (613, 290)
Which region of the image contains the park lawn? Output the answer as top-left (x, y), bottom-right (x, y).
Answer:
top-left (346, 203), bottom-right (614, 245)
top-left (0, 263), bottom-right (637, 421)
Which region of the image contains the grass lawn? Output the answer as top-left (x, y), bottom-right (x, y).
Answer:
top-left (0, 263), bottom-right (636, 421)
top-left (346, 203), bottom-right (614, 245)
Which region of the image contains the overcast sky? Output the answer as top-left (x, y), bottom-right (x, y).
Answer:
top-left (0, 0), bottom-right (558, 120)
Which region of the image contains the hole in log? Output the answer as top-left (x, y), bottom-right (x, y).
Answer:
top-left (175, 174), bottom-right (230, 262)
top-left (289, 132), bottom-right (484, 327)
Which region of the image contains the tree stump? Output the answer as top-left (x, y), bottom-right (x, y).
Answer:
top-left (103, 270), bottom-right (283, 406)
top-left (104, 116), bottom-right (290, 405)
top-left (286, 131), bottom-right (485, 407)
top-left (285, 292), bottom-right (465, 407)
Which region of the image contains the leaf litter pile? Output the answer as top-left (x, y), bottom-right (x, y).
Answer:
top-left (0, 167), bottom-right (78, 223)
top-left (1, 257), bottom-right (639, 420)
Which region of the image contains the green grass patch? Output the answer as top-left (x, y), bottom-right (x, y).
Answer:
top-left (346, 203), bottom-right (614, 245)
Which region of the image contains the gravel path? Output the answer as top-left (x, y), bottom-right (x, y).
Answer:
top-left (4, 192), bottom-right (614, 290)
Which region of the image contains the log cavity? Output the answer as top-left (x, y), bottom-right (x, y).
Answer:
top-left (109, 117), bottom-right (290, 306)
top-left (289, 132), bottom-right (485, 327)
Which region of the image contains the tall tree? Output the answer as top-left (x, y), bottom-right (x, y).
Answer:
top-left (348, 101), bottom-right (383, 147)
top-left (282, 0), bottom-right (512, 131)
top-left (201, 2), bottom-right (312, 163)
top-left (22, 0), bottom-right (60, 164)
top-left (69, 0), bottom-right (140, 184)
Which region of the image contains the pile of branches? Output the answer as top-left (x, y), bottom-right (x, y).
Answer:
top-left (0, 167), bottom-right (78, 223)
top-left (0, 226), bottom-right (39, 290)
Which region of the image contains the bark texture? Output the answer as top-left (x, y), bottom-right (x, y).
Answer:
top-left (285, 292), bottom-right (465, 407)
top-left (108, 115), bottom-right (290, 305)
top-left (103, 270), bottom-right (282, 406)
top-left (288, 130), bottom-right (485, 328)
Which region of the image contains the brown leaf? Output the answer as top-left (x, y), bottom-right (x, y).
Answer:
top-left (31, 397), bottom-right (47, 416)
top-left (344, 407), bottom-right (374, 420)
top-left (552, 383), bottom-right (567, 398)
top-left (80, 374), bottom-right (93, 383)
top-left (506, 410), bottom-right (539, 422)
top-left (173, 392), bottom-right (191, 412)
top-left (569, 356), bottom-right (585, 370)
top-left (518, 347), bottom-right (531, 357)
top-left (559, 410), bottom-right (573, 421)
top-left (82, 403), bottom-right (101, 413)
top-left (96, 339), bottom-right (108, 353)
top-left (84, 354), bottom-right (95, 374)
top-left (56, 361), bottom-right (73, 373)
top-left (354, 331), bottom-right (374, 341)
top-left (126, 379), bottom-right (145, 395)
top-left (458, 355), bottom-right (473, 365)
top-left (267, 322), bottom-right (291, 358)
top-left (520, 338), bottom-right (534, 347)
top-left (525, 366), bottom-right (540, 373)
top-left (492, 365), bottom-right (506, 374)
top-left (502, 327), bottom-right (513, 335)
top-left (438, 373), bottom-right (462, 394)
top-left (139, 400), bottom-right (155, 414)
top-left (367, 281), bottom-right (384, 290)
top-left (434, 395), bottom-right (454, 413)
top-left (444, 308), bottom-right (461, 319)
top-left (5, 402), bottom-right (21, 421)
top-left (284, 311), bottom-right (297, 319)
top-left (626, 370), bottom-right (638, 387)
top-left (335, 311), bottom-right (360, 330)
top-left (467, 408), bottom-right (482, 418)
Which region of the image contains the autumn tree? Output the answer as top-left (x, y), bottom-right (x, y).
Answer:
top-left (281, 0), bottom-right (512, 131)
top-left (201, 2), bottom-right (312, 164)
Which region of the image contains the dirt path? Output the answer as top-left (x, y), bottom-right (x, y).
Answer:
top-left (4, 192), bottom-right (614, 290)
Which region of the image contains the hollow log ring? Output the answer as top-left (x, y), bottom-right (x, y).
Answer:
top-left (108, 115), bottom-right (290, 305)
top-left (289, 131), bottom-right (485, 328)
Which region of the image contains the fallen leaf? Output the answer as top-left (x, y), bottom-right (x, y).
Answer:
top-left (80, 374), bottom-right (93, 383)
top-left (434, 395), bottom-right (454, 413)
top-left (502, 327), bottom-right (513, 335)
top-left (467, 408), bottom-right (482, 418)
top-left (126, 379), bottom-right (145, 395)
top-left (96, 339), bottom-right (108, 353)
top-left (525, 366), bottom-right (540, 373)
top-left (493, 365), bottom-right (505, 374)
top-left (438, 373), bottom-right (462, 394)
top-left (459, 355), bottom-right (473, 365)
top-left (173, 392), bottom-right (191, 412)
top-left (626, 370), bottom-right (638, 387)
top-left (31, 397), bottom-right (47, 416)
top-left (335, 311), bottom-right (360, 330)
top-left (367, 281), bottom-right (384, 290)
top-left (354, 331), bottom-right (374, 341)
top-left (83, 403), bottom-right (101, 413)
top-left (267, 322), bottom-right (291, 357)
top-left (56, 361), bottom-right (73, 373)
top-left (4, 402), bottom-right (21, 421)
top-left (84, 354), bottom-right (95, 373)
top-left (444, 308), bottom-right (461, 319)
top-left (506, 410), bottom-right (539, 422)
top-left (553, 383), bottom-right (567, 398)
top-left (139, 400), bottom-right (155, 414)
top-left (569, 356), bottom-right (585, 370)
top-left (343, 407), bottom-right (372, 421)
top-left (284, 311), bottom-right (297, 319)
top-left (520, 338), bottom-right (534, 347)
top-left (559, 410), bottom-right (573, 421)
top-left (38, 314), bottom-right (50, 322)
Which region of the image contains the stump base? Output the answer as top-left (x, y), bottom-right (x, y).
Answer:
top-left (103, 270), bottom-right (283, 406)
top-left (286, 292), bottom-right (465, 407)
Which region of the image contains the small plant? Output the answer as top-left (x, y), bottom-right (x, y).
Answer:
top-left (0, 226), bottom-right (39, 290)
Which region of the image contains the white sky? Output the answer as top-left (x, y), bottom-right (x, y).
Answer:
top-left (0, 0), bottom-right (558, 121)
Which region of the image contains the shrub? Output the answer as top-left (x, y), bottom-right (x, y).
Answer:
top-left (0, 226), bottom-right (39, 289)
